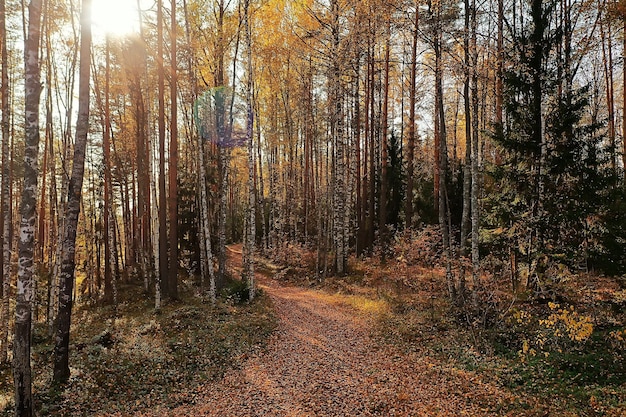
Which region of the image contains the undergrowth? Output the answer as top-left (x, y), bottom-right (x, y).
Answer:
top-left (0, 281), bottom-right (277, 416)
top-left (277, 229), bottom-right (626, 417)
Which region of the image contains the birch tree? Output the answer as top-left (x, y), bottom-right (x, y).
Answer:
top-left (0, 0), bottom-right (11, 365)
top-left (242, 0), bottom-right (255, 299)
top-left (14, 0), bottom-right (43, 413)
top-left (330, 0), bottom-right (347, 275)
top-left (53, 0), bottom-right (91, 383)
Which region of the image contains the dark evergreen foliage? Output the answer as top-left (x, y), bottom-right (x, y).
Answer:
top-left (486, 0), bottom-right (624, 277)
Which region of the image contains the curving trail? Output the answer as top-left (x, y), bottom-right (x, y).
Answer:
top-left (147, 246), bottom-right (512, 416)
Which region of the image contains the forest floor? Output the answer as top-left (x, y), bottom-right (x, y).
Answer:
top-left (131, 245), bottom-right (544, 417)
top-left (1, 243), bottom-right (624, 416)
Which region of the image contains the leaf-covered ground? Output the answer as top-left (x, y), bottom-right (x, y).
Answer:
top-left (0, 275), bottom-right (277, 416)
top-left (130, 270), bottom-right (513, 416)
top-left (2, 243), bottom-right (624, 416)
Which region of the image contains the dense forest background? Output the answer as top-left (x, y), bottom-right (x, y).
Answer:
top-left (1, 0), bottom-right (626, 415)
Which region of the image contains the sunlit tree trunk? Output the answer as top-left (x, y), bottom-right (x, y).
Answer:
top-left (53, 0), bottom-right (91, 383)
top-left (330, 0), bottom-right (346, 274)
top-left (0, 0), bottom-right (10, 365)
top-left (157, 0), bottom-right (167, 300)
top-left (14, 0), bottom-right (43, 412)
top-left (102, 37), bottom-right (114, 304)
top-left (460, 0), bottom-right (471, 260)
top-left (242, 0), bottom-right (255, 299)
top-left (215, 0), bottom-right (228, 291)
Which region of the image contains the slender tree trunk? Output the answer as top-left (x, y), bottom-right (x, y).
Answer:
top-left (460, 0), bottom-right (471, 258)
top-left (379, 23), bottom-right (390, 261)
top-left (216, 0), bottom-right (228, 290)
top-left (601, 14), bottom-right (616, 171)
top-left (623, 18), bottom-right (626, 173)
top-left (168, 0), bottom-right (178, 299)
top-left (434, 4), bottom-right (454, 299)
top-left (406, 3), bottom-right (418, 230)
top-left (470, 0), bottom-right (480, 286)
top-left (103, 37), bottom-right (114, 304)
top-left (496, 0), bottom-right (504, 129)
top-left (367, 40), bottom-right (376, 255)
top-left (353, 51), bottom-right (363, 255)
top-left (53, 0), bottom-right (91, 383)
top-left (242, 0), bottom-right (255, 299)
top-left (0, 0), bottom-right (11, 365)
top-left (157, 0), bottom-right (167, 300)
top-left (14, 0), bottom-right (43, 412)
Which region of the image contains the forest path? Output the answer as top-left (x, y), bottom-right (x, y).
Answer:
top-left (164, 245), bottom-right (510, 416)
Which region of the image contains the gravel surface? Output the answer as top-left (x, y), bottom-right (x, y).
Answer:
top-left (137, 249), bottom-right (512, 416)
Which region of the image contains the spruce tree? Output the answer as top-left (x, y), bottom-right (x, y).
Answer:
top-left (488, 0), bottom-right (616, 290)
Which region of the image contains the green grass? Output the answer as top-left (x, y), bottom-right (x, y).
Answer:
top-left (1, 281), bottom-right (277, 416)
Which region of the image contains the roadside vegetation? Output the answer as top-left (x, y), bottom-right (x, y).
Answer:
top-left (0, 278), bottom-right (277, 416)
top-left (272, 236), bottom-right (626, 416)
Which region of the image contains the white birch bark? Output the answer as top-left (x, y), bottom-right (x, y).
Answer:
top-left (0, 0), bottom-right (11, 365)
top-left (242, 0), bottom-right (255, 300)
top-left (14, 0), bottom-right (43, 413)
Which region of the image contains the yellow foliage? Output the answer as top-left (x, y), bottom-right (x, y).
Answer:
top-left (609, 328), bottom-right (626, 351)
top-left (542, 303), bottom-right (594, 343)
top-left (516, 303), bottom-right (595, 362)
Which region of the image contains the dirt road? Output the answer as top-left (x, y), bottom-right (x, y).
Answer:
top-left (163, 246), bottom-right (510, 416)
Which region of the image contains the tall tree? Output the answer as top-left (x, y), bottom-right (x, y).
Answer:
top-left (158, 0), bottom-right (168, 300)
top-left (14, 0), bottom-right (43, 412)
top-left (405, 2), bottom-right (419, 230)
top-left (469, 0), bottom-right (480, 285)
top-left (168, 0), bottom-right (179, 299)
top-left (53, 0), bottom-right (92, 384)
top-left (379, 17), bottom-right (390, 260)
top-left (331, 0), bottom-right (347, 274)
top-left (216, 0), bottom-right (228, 290)
top-left (102, 38), bottom-right (115, 304)
top-left (0, 0), bottom-right (11, 365)
top-left (242, 0), bottom-right (255, 299)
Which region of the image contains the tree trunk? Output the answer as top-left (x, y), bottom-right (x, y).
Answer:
top-left (216, 0), bottom-right (228, 290)
top-left (406, 3), bottom-right (418, 230)
top-left (0, 0), bottom-right (10, 365)
top-left (242, 0), bottom-right (255, 299)
top-left (379, 23), bottom-right (390, 261)
top-left (470, 0), bottom-right (480, 286)
top-left (434, 3), bottom-right (454, 299)
top-left (331, 0), bottom-right (346, 275)
top-left (623, 18), bottom-right (626, 173)
top-left (103, 37), bottom-right (114, 304)
top-left (157, 0), bottom-right (167, 300)
top-left (460, 0), bottom-right (471, 259)
top-left (366, 39), bottom-right (376, 256)
top-left (168, 0), bottom-right (179, 299)
top-left (53, 0), bottom-right (91, 384)
top-left (14, 0), bottom-right (43, 412)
